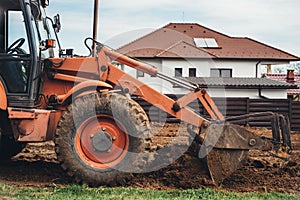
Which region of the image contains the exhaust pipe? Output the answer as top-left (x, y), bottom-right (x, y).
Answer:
top-left (92, 0), bottom-right (99, 56)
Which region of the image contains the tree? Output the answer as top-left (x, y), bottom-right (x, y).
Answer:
top-left (293, 62), bottom-right (300, 74)
top-left (273, 66), bottom-right (286, 74)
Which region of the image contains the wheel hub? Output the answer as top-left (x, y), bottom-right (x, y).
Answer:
top-left (91, 129), bottom-right (113, 152)
top-left (75, 114), bottom-right (129, 169)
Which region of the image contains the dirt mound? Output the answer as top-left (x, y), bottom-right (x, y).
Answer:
top-left (129, 124), bottom-right (300, 193)
top-left (0, 123), bottom-right (299, 194)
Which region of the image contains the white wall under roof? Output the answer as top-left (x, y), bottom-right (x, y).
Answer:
top-left (126, 58), bottom-right (289, 79)
top-left (207, 88), bottom-right (287, 99)
top-left (160, 59), bottom-right (260, 77)
top-left (120, 58), bottom-right (289, 99)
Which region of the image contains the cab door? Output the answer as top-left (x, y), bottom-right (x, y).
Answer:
top-left (0, 0), bottom-right (39, 107)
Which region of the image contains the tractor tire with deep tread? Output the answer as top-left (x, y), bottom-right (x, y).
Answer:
top-left (0, 111), bottom-right (25, 160)
top-left (55, 92), bottom-right (151, 186)
top-left (0, 135), bottom-right (25, 160)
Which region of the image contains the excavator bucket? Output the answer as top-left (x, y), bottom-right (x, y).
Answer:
top-left (198, 112), bottom-right (292, 185)
top-left (206, 148), bottom-right (248, 184)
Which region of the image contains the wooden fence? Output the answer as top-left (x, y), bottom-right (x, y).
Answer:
top-left (134, 96), bottom-right (300, 132)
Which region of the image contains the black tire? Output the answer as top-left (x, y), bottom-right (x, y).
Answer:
top-left (0, 111), bottom-right (25, 160)
top-left (55, 92), bottom-right (151, 186)
top-left (0, 135), bottom-right (25, 160)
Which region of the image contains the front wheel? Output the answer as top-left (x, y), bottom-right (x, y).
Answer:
top-left (55, 92), bottom-right (151, 186)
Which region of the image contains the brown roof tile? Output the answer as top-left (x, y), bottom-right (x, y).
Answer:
top-left (155, 41), bottom-right (216, 58)
top-left (264, 74), bottom-right (300, 94)
top-left (118, 23), bottom-right (300, 60)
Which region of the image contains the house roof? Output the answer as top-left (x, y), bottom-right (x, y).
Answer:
top-left (180, 77), bottom-right (298, 89)
top-left (118, 23), bottom-right (300, 61)
top-left (264, 74), bottom-right (300, 94)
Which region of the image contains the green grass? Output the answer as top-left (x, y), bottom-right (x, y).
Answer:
top-left (0, 184), bottom-right (299, 200)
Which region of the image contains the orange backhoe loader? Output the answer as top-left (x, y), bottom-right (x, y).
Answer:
top-left (0, 0), bottom-right (292, 186)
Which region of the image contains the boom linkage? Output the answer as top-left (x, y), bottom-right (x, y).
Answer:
top-left (102, 45), bottom-right (225, 126)
top-left (102, 44), bottom-right (292, 156)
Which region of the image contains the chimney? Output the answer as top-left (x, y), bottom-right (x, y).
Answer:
top-left (287, 69), bottom-right (295, 83)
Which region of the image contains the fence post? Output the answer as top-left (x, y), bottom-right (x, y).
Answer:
top-left (246, 98), bottom-right (250, 126)
top-left (288, 97), bottom-right (293, 131)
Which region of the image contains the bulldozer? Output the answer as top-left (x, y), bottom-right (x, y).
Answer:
top-left (0, 0), bottom-right (292, 186)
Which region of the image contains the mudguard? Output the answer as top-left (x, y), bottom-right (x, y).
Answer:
top-left (57, 80), bottom-right (113, 105)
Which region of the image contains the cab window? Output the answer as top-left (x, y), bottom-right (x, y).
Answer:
top-left (0, 10), bottom-right (30, 93)
top-left (7, 10), bottom-right (29, 53)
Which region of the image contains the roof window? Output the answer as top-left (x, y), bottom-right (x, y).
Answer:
top-left (194, 38), bottom-right (219, 48)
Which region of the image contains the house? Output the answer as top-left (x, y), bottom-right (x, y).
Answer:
top-left (264, 69), bottom-right (300, 101)
top-left (117, 23), bottom-right (299, 98)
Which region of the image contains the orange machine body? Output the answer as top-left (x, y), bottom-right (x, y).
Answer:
top-left (6, 46), bottom-right (223, 143)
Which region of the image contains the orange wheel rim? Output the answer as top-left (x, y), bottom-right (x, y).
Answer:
top-left (74, 114), bottom-right (129, 169)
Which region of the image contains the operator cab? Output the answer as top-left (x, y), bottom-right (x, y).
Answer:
top-left (0, 0), bottom-right (54, 107)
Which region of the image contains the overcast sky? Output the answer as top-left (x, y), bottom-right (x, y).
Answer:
top-left (47, 0), bottom-right (300, 57)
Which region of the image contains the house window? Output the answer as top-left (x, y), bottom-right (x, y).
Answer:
top-left (189, 68), bottom-right (196, 77)
top-left (137, 70), bottom-right (144, 77)
top-left (175, 68), bottom-right (183, 77)
top-left (210, 69), bottom-right (232, 77)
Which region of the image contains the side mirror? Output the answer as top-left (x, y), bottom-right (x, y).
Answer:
top-left (30, 2), bottom-right (41, 21)
top-left (41, 0), bottom-right (50, 8)
top-left (53, 14), bottom-right (61, 33)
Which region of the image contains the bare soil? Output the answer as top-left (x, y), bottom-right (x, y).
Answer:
top-left (0, 123), bottom-right (299, 194)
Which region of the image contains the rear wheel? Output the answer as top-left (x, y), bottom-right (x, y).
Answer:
top-left (55, 92), bottom-right (151, 186)
top-left (0, 135), bottom-right (25, 160)
top-left (0, 111), bottom-right (25, 160)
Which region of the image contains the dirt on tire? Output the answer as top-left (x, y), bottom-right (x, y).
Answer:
top-left (54, 92), bottom-right (151, 186)
top-left (0, 123), bottom-right (299, 194)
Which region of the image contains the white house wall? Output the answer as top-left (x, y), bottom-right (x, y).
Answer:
top-left (206, 88), bottom-right (287, 99)
top-left (122, 59), bottom-right (290, 79)
top-left (127, 58), bottom-right (262, 78)
top-left (162, 59), bottom-right (260, 77)
top-left (142, 59), bottom-right (262, 94)
top-left (260, 89), bottom-right (288, 99)
top-left (214, 60), bottom-right (259, 77)
top-left (121, 58), bottom-right (288, 98)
